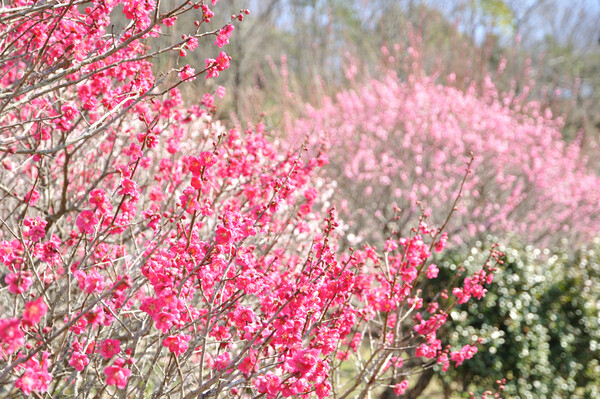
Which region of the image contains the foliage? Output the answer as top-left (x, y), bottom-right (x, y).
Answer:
top-left (475, 0), bottom-right (515, 32)
top-left (441, 239), bottom-right (600, 398)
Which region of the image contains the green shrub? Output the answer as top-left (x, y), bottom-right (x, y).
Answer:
top-left (439, 239), bottom-right (600, 398)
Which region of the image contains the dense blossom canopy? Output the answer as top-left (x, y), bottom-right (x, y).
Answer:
top-left (0, 1), bottom-right (503, 398)
top-left (291, 53), bottom-right (600, 246)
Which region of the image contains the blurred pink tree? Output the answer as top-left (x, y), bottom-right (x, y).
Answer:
top-left (290, 46), bottom-right (600, 247)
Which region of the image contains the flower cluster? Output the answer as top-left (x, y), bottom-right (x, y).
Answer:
top-left (0, 1), bottom-right (502, 398)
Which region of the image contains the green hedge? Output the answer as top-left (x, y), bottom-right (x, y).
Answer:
top-left (438, 239), bottom-right (600, 398)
